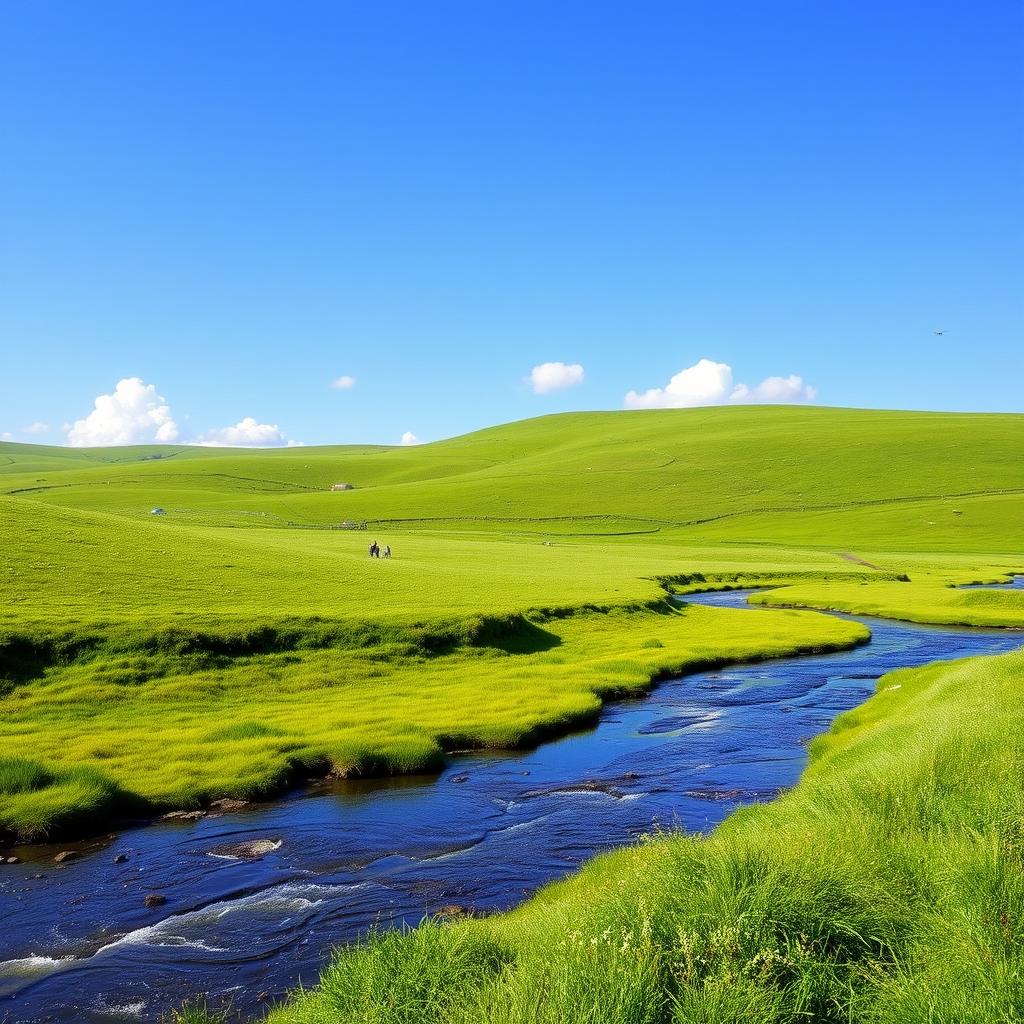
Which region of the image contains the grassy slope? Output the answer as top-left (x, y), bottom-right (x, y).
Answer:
top-left (1, 406), bottom-right (1022, 844)
top-left (4, 406), bottom-right (1023, 545)
top-left (251, 646), bottom-right (1024, 1024)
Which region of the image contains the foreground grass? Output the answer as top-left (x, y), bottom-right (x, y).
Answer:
top-left (215, 645), bottom-right (1024, 1024)
top-left (0, 602), bottom-right (865, 842)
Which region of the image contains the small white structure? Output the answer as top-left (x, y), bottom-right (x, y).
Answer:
top-left (331, 483), bottom-right (354, 491)
top-left (150, 507), bottom-right (166, 515)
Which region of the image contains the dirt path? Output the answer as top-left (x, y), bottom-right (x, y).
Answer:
top-left (839, 552), bottom-right (883, 570)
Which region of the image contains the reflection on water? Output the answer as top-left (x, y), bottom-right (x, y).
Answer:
top-left (1, 587), bottom-right (1021, 1023)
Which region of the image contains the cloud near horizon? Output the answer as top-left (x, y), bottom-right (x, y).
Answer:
top-left (65, 378), bottom-right (300, 447)
top-left (22, 421), bottom-right (49, 435)
top-left (67, 377), bottom-right (180, 446)
top-left (196, 417), bottom-right (300, 447)
top-left (330, 375), bottom-right (357, 390)
top-left (624, 358), bottom-right (816, 409)
top-left (528, 361), bottom-right (584, 394)
top-left (400, 431), bottom-right (420, 445)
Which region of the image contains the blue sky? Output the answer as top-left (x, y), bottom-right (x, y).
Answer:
top-left (1, 1), bottom-right (1021, 447)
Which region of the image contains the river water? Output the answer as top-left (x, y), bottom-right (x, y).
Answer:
top-left (1, 583), bottom-right (1021, 1023)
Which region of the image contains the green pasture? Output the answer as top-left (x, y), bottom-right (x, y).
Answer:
top-left (1, 405), bottom-right (1022, 845)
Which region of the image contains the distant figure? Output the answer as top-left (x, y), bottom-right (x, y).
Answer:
top-left (369, 541), bottom-right (380, 558)
top-left (383, 545), bottom-right (391, 559)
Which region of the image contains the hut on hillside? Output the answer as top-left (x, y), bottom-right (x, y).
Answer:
top-left (331, 482), bottom-right (354, 491)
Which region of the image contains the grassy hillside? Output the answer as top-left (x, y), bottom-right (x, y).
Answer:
top-left (1, 406), bottom-right (1022, 843)
top-left (4, 407), bottom-right (1023, 548)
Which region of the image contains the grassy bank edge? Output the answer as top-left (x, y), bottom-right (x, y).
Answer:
top-left (0, 591), bottom-right (870, 846)
top-left (194, 644), bottom-right (1024, 1024)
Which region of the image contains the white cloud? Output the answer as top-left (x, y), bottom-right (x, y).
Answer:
top-left (730, 374), bottom-right (816, 404)
top-left (625, 359), bottom-right (734, 409)
top-left (400, 431), bottom-right (420, 446)
top-left (1, 432), bottom-right (12, 442)
top-left (528, 361), bottom-right (585, 395)
top-left (331, 375), bottom-right (357, 390)
top-left (625, 358), bottom-right (816, 409)
top-left (196, 417), bottom-right (299, 447)
top-left (67, 378), bottom-right (180, 446)
top-left (22, 421), bottom-right (49, 435)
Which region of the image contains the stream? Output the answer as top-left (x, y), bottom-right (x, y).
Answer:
top-left (2, 581), bottom-right (1021, 1023)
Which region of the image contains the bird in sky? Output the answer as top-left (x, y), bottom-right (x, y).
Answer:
top-left (933, 329), bottom-right (948, 335)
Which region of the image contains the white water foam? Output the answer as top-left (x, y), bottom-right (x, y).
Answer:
top-left (0, 881), bottom-right (345, 992)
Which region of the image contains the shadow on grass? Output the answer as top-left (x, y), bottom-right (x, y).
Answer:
top-left (486, 619), bottom-right (562, 655)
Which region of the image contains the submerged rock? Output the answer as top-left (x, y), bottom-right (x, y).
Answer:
top-left (54, 851), bottom-right (80, 863)
top-left (112, 853), bottom-right (129, 864)
top-left (5, 856), bottom-right (20, 864)
top-left (143, 893), bottom-right (167, 908)
top-left (207, 838), bottom-right (283, 860)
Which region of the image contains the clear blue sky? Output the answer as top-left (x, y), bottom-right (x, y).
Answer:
top-left (2, 1), bottom-right (1021, 446)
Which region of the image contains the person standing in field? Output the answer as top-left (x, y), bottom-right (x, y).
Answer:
top-left (384, 545), bottom-right (391, 558)
top-left (369, 541), bottom-right (379, 558)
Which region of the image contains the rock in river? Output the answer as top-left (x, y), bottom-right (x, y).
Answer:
top-left (207, 838), bottom-right (283, 860)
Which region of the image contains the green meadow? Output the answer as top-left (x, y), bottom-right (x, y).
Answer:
top-left (1, 406), bottom-right (1022, 843)
top-left (2, 406), bottom-right (1023, 1019)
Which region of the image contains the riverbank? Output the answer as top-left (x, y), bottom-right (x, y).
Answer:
top-left (0, 600), bottom-right (868, 846)
top-left (234, 640), bottom-right (1024, 1024)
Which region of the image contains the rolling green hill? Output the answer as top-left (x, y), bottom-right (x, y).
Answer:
top-left (1, 406), bottom-right (1021, 844)
top-left (4, 406), bottom-right (1023, 546)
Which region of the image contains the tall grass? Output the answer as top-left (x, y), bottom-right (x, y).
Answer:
top-left (230, 647), bottom-right (1024, 1024)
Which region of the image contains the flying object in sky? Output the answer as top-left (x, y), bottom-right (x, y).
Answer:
top-left (933, 329), bottom-right (948, 335)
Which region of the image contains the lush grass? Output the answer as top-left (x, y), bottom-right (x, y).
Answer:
top-left (0, 602), bottom-right (866, 841)
top-left (228, 646), bottom-right (1024, 1024)
top-left (0, 756), bottom-right (131, 841)
top-left (751, 579), bottom-right (1024, 627)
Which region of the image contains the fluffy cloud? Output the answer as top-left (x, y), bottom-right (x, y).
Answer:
top-left (528, 361), bottom-right (585, 395)
top-left (1, 432), bottom-right (12, 442)
top-left (625, 358), bottom-right (816, 409)
top-left (400, 431), bottom-right (420, 446)
top-left (196, 417), bottom-right (299, 447)
top-left (67, 378), bottom-right (180, 446)
top-left (331, 375), bottom-right (357, 390)
top-left (22, 422), bottom-right (49, 435)
top-left (731, 374), bottom-right (817, 404)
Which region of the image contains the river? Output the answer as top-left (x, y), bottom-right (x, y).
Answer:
top-left (1, 580), bottom-right (1021, 1023)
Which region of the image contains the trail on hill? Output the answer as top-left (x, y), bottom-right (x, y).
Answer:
top-left (839, 552), bottom-right (883, 570)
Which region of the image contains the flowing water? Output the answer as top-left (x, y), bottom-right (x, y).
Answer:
top-left (2, 583), bottom-right (1021, 1023)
